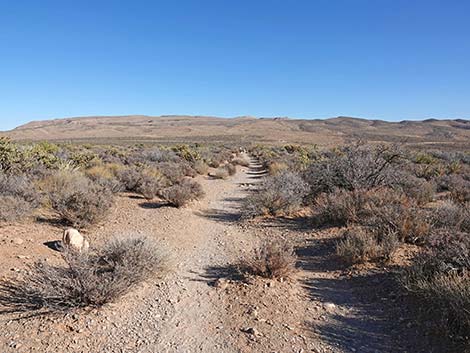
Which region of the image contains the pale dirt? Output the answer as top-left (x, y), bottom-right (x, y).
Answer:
top-left (0, 158), bottom-right (437, 353)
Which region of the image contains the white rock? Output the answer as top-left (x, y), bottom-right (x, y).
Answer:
top-left (62, 228), bottom-right (89, 252)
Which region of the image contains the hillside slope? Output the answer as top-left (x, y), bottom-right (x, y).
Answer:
top-left (3, 115), bottom-right (470, 146)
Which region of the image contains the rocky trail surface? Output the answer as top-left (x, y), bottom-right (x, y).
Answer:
top-left (0, 157), bottom-right (434, 352)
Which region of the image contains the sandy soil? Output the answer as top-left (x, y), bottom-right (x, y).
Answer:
top-left (0, 158), bottom-right (442, 353)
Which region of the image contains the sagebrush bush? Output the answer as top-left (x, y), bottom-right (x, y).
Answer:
top-left (240, 239), bottom-right (296, 280)
top-left (401, 230), bottom-right (470, 338)
top-left (242, 171), bottom-right (308, 218)
top-left (267, 161), bottom-right (288, 176)
top-left (447, 175), bottom-right (470, 203)
top-left (44, 171), bottom-right (114, 228)
top-left (315, 188), bottom-right (432, 243)
top-left (433, 201), bottom-right (470, 233)
top-left (85, 164), bottom-right (124, 194)
top-left (0, 174), bottom-right (41, 222)
top-left (336, 227), bottom-right (399, 264)
top-left (135, 170), bottom-right (167, 200)
top-left (0, 234), bottom-right (168, 313)
top-left (303, 143), bottom-right (402, 197)
top-left (160, 179), bottom-right (204, 207)
top-left (193, 160), bottom-right (209, 175)
top-left (211, 168), bottom-right (229, 179)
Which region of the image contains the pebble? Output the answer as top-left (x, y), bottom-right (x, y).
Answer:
top-left (11, 238), bottom-right (24, 245)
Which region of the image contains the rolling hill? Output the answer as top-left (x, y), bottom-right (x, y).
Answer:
top-left (2, 115), bottom-right (470, 147)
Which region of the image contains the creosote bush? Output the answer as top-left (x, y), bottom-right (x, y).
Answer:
top-left (44, 171), bottom-right (114, 228)
top-left (240, 239), bottom-right (297, 280)
top-left (0, 234), bottom-right (168, 313)
top-left (243, 171), bottom-right (308, 218)
top-left (160, 179), bottom-right (204, 207)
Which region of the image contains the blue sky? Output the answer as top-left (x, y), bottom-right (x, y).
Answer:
top-left (1, 0), bottom-right (469, 130)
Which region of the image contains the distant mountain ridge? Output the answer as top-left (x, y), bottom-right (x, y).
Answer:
top-left (3, 115), bottom-right (470, 146)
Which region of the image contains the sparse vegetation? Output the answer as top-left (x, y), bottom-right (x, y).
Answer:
top-left (242, 171), bottom-right (308, 218)
top-left (0, 234), bottom-right (168, 313)
top-left (44, 171), bottom-right (114, 228)
top-left (160, 178), bottom-right (204, 207)
top-left (240, 239), bottom-right (296, 280)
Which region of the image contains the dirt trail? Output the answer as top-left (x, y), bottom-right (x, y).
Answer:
top-left (0, 156), bottom-right (430, 353)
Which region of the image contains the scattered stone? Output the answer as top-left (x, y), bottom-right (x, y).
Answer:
top-left (241, 327), bottom-right (262, 336)
top-left (11, 238), bottom-right (24, 245)
top-left (214, 278), bottom-right (229, 290)
top-left (323, 303), bottom-right (336, 311)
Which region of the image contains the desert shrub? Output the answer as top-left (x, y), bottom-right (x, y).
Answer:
top-left (208, 160), bottom-right (220, 168)
top-left (433, 201), bottom-right (470, 233)
top-left (157, 162), bottom-right (190, 183)
top-left (0, 174), bottom-right (41, 222)
top-left (336, 227), bottom-right (399, 264)
top-left (243, 171), bottom-right (309, 218)
top-left (44, 171), bottom-right (114, 228)
top-left (0, 234), bottom-right (168, 313)
top-left (401, 230), bottom-right (470, 338)
top-left (390, 172), bottom-right (435, 205)
top-left (135, 170), bottom-right (167, 200)
top-left (231, 157), bottom-right (250, 167)
top-left (314, 188), bottom-right (432, 243)
top-left (314, 189), bottom-right (363, 226)
top-left (160, 179), bottom-right (204, 207)
top-left (303, 143), bottom-right (402, 197)
top-left (211, 168), bottom-right (229, 179)
top-left (193, 160), bottom-right (209, 175)
top-left (85, 164), bottom-right (124, 194)
top-left (447, 175), bottom-right (470, 203)
top-left (171, 144), bottom-right (201, 162)
top-left (225, 163), bottom-right (237, 176)
top-left (240, 239), bottom-right (296, 280)
top-left (267, 161), bottom-right (288, 176)
top-left (117, 167), bottom-right (143, 192)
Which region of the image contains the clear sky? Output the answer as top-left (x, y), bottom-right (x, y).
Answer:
top-left (1, 0), bottom-right (469, 130)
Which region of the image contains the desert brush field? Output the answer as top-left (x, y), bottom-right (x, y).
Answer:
top-left (0, 126), bottom-right (469, 352)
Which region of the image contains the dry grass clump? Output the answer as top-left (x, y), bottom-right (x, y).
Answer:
top-left (44, 171), bottom-right (114, 228)
top-left (211, 168), bottom-right (229, 180)
top-left (193, 160), bottom-right (209, 175)
top-left (242, 171), bottom-right (308, 218)
top-left (240, 239), bottom-right (297, 280)
top-left (0, 234), bottom-right (168, 314)
top-left (401, 230), bottom-right (470, 339)
top-left (336, 227), bottom-right (399, 265)
top-left (267, 161), bottom-right (288, 176)
top-left (85, 164), bottom-right (124, 194)
top-left (160, 179), bottom-right (205, 207)
top-left (0, 174), bottom-right (41, 222)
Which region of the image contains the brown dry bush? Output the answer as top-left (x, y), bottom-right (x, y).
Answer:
top-left (433, 200), bottom-right (470, 233)
top-left (240, 239), bottom-right (297, 280)
top-left (336, 227), bottom-right (399, 265)
top-left (401, 230), bottom-right (470, 339)
top-left (242, 171), bottom-right (309, 218)
top-left (135, 170), bottom-right (167, 200)
top-left (160, 179), bottom-right (204, 207)
top-left (0, 174), bottom-right (41, 222)
top-left (211, 168), bottom-right (229, 179)
top-left (44, 171), bottom-right (114, 228)
top-left (267, 161), bottom-right (288, 176)
top-left (0, 234), bottom-right (168, 314)
top-left (193, 160), bottom-right (209, 175)
top-left (314, 188), bottom-right (432, 244)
